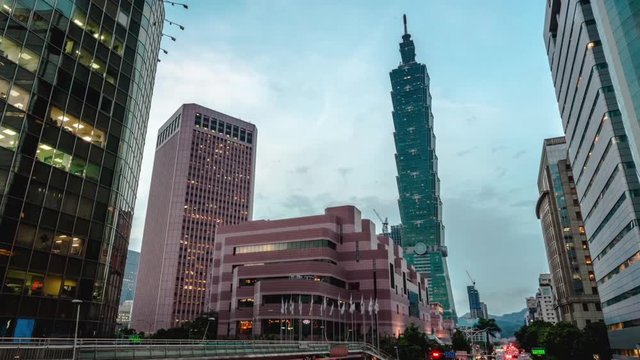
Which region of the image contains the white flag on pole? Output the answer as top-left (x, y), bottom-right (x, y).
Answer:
top-left (374, 298), bottom-right (379, 315)
top-left (360, 294), bottom-right (365, 315)
top-left (281, 297), bottom-right (285, 315)
top-left (309, 296), bottom-right (314, 316)
top-left (368, 296), bottom-right (373, 316)
top-left (349, 294), bottom-right (355, 314)
top-left (330, 303), bottom-right (334, 316)
top-left (289, 296), bottom-right (295, 315)
top-left (299, 295), bottom-right (303, 316)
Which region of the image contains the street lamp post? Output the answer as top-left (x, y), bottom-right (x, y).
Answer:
top-left (71, 299), bottom-right (83, 360)
top-left (394, 345), bottom-right (399, 360)
top-left (202, 317), bottom-right (216, 341)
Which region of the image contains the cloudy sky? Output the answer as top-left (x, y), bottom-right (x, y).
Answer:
top-left (130, 0), bottom-right (564, 316)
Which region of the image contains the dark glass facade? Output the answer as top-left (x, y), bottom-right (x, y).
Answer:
top-left (0, 0), bottom-right (163, 337)
top-left (389, 18), bottom-right (456, 320)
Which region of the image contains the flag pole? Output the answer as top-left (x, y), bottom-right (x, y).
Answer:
top-left (338, 297), bottom-right (342, 342)
top-left (280, 296), bottom-right (283, 342)
top-left (332, 302), bottom-right (335, 341)
top-left (309, 295), bottom-right (313, 341)
top-left (298, 295), bottom-right (302, 341)
top-left (370, 304), bottom-right (374, 346)
top-left (375, 298), bottom-right (380, 351)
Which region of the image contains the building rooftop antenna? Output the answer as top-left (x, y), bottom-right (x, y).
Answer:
top-left (403, 14), bottom-right (408, 35)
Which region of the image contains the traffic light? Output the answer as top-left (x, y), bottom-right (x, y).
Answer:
top-left (429, 350), bottom-right (443, 359)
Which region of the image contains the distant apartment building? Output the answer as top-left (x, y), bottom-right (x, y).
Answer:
top-left (480, 302), bottom-right (488, 319)
top-left (208, 205), bottom-right (453, 341)
top-left (544, 1), bottom-right (640, 354)
top-left (536, 274), bottom-right (558, 324)
top-left (120, 250), bottom-right (140, 305)
top-left (525, 297), bottom-right (537, 325)
top-left (117, 300), bottom-right (133, 328)
top-left (131, 104), bottom-right (256, 333)
top-left (536, 137), bottom-right (603, 328)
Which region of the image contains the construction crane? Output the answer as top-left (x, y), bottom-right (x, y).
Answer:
top-left (466, 270), bottom-right (476, 287)
top-left (373, 209), bottom-right (389, 236)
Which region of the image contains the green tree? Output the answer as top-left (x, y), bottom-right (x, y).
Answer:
top-left (149, 313), bottom-right (217, 340)
top-left (151, 326), bottom-right (189, 339)
top-left (187, 314), bottom-right (218, 340)
top-left (451, 330), bottom-right (471, 353)
top-left (474, 318), bottom-right (502, 338)
top-left (378, 324), bottom-right (440, 360)
top-left (397, 324), bottom-right (429, 360)
top-left (515, 321), bottom-right (611, 360)
top-left (542, 322), bottom-right (583, 359)
top-left (515, 320), bottom-right (554, 352)
top-left (474, 318), bottom-right (501, 352)
top-left (580, 322), bottom-right (612, 360)
top-left (379, 335), bottom-right (398, 358)
top-left (116, 327), bottom-right (138, 338)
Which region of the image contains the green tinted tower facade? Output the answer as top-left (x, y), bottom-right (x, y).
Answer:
top-left (389, 16), bottom-right (456, 320)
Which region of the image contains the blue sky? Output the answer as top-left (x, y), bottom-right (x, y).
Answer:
top-left (131, 0), bottom-right (565, 316)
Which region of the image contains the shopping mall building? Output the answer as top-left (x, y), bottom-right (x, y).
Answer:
top-left (208, 205), bottom-right (453, 342)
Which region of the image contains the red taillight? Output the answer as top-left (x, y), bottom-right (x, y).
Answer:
top-left (431, 350), bottom-right (443, 359)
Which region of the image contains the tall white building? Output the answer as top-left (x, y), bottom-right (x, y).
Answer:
top-left (535, 274), bottom-right (558, 324)
top-left (544, 1), bottom-right (640, 354)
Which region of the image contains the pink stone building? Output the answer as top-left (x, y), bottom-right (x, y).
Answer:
top-left (208, 205), bottom-right (452, 342)
top-left (132, 104), bottom-right (256, 333)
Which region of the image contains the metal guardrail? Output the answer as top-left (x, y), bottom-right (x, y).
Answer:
top-left (0, 339), bottom-right (394, 360)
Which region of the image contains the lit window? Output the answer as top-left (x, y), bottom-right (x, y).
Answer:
top-left (117, 10), bottom-right (129, 27)
top-left (50, 107), bottom-right (106, 147)
top-left (71, 7), bottom-right (86, 28)
top-left (0, 125), bottom-right (19, 151)
top-left (35, 142), bottom-right (100, 181)
top-left (0, 79), bottom-right (30, 110)
top-left (0, 36), bottom-right (40, 72)
top-left (52, 234), bottom-right (84, 256)
top-left (0, 0), bottom-right (11, 14)
top-left (4, 269), bottom-right (64, 297)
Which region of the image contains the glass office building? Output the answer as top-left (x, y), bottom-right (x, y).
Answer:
top-left (389, 16), bottom-right (456, 320)
top-left (0, 0), bottom-right (164, 337)
top-left (544, 1), bottom-right (640, 356)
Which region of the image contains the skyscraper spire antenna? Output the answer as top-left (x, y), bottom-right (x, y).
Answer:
top-left (403, 14), bottom-right (408, 35)
top-left (399, 14), bottom-right (415, 64)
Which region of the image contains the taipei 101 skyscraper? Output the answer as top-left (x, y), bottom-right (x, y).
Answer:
top-left (389, 15), bottom-right (456, 320)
